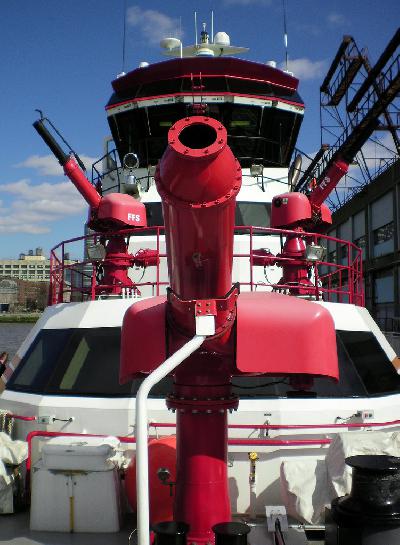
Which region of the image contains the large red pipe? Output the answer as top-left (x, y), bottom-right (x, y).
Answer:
top-left (155, 116), bottom-right (241, 300)
top-left (154, 117), bottom-right (241, 543)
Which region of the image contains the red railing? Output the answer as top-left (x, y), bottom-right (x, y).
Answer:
top-left (26, 430), bottom-right (136, 471)
top-left (23, 419), bottom-right (400, 484)
top-left (25, 419), bottom-right (400, 473)
top-left (25, 431), bottom-right (330, 475)
top-left (150, 419), bottom-right (400, 431)
top-left (48, 226), bottom-right (364, 306)
top-left (5, 414), bottom-right (37, 422)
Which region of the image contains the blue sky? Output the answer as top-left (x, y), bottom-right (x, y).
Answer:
top-left (0, 0), bottom-right (398, 258)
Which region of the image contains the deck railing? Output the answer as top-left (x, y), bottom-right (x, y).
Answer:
top-left (49, 227), bottom-right (364, 306)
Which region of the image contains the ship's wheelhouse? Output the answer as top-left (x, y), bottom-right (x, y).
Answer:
top-left (106, 57), bottom-right (304, 169)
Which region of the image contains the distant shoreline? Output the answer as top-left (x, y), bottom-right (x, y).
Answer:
top-left (0, 314), bottom-right (41, 324)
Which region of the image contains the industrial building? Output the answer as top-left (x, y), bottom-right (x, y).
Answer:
top-left (330, 159), bottom-right (400, 331)
top-left (0, 248), bottom-right (50, 282)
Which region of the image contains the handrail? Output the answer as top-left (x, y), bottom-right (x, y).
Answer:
top-left (25, 430), bottom-right (332, 474)
top-left (229, 438), bottom-right (331, 446)
top-left (20, 417), bottom-right (400, 453)
top-left (5, 414), bottom-right (37, 422)
top-left (26, 430), bottom-right (136, 471)
top-left (150, 419), bottom-right (400, 430)
top-left (48, 226), bottom-right (364, 306)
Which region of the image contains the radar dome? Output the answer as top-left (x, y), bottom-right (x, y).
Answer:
top-left (160, 37), bottom-right (182, 50)
top-left (214, 32), bottom-right (230, 46)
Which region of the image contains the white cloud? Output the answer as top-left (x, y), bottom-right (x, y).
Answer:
top-left (350, 132), bottom-right (398, 174)
top-left (327, 13), bottom-right (347, 26)
top-left (0, 179), bottom-right (86, 234)
top-left (0, 223), bottom-right (50, 235)
top-left (1, 179), bottom-right (83, 201)
top-left (280, 58), bottom-right (327, 80)
top-left (16, 154), bottom-right (99, 177)
top-left (127, 6), bottom-right (182, 45)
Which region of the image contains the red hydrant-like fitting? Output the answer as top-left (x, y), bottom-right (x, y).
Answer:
top-left (96, 236), bottom-right (135, 295)
top-left (275, 233), bottom-right (315, 294)
top-left (253, 231), bottom-right (315, 295)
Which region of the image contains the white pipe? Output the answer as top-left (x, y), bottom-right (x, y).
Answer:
top-left (136, 335), bottom-right (206, 545)
top-left (249, 481), bottom-right (257, 520)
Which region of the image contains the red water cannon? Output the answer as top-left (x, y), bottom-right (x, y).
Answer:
top-left (33, 117), bottom-right (148, 295)
top-left (33, 119), bottom-right (146, 231)
top-left (264, 75), bottom-right (388, 294)
top-left (254, 158), bottom-right (350, 294)
top-left (121, 116), bottom-right (338, 544)
top-left (270, 158), bottom-right (349, 231)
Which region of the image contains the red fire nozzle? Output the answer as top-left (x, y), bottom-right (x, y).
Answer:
top-left (309, 157), bottom-right (349, 209)
top-left (155, 116), bottom-right (241, 301)
top-left (33, 118), bottom-right (147, 231)
top-left (63, 157), bottom-right (101, 209)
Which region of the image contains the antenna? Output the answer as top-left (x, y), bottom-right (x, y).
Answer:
top-left (179, 15), bottom-right (183, 58)
top-left (211, 10), bottom-right (214, 43)
top-left (282, 0), bottom-right (289, 70)
top-left (122, 0), bottom-right (128, 73)
top-left (194, 11), bottom-right (198, 46)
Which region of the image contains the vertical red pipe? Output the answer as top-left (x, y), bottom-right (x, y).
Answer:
top-left (155, 117), bottom-right (241, 543)
top-left (174, 411), bottom-right (229, 543)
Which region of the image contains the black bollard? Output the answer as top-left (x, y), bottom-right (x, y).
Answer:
top-left (212, 522), bottom-right (251, 545)
top-left (152, 521), bottom-right (190, 545)
top-left (327, 455), bottom-right (400, 545)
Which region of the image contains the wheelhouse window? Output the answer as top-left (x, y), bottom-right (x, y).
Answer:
top-left (7, 327), bottom-right (175, 398)
top-left (8, 328), bottom-right (129, 397)
top-left (235, 202), bottom-right (271, 229)
top-left (7, 328), bottom-right (400, 398)
top-left (109, 102), bottom-right (302, 169)
top-left (136, 79), bottom-right (183, 98)
top-left (337, 330), bottom-right (400, 395)
top-left (135, 201), bottom-right (272, 232)
top-left (181, 76), bottom-right (228, 93)
top-left (109, 104), bottom-right (187, 166)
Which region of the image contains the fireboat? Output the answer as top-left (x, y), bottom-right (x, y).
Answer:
top-left (0, 22), bottom-right (399, 545)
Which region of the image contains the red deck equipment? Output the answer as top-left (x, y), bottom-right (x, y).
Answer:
top-left (33, 118), bottom-right (148, 296)
top-left (121, 117), bottom-right (339, 544)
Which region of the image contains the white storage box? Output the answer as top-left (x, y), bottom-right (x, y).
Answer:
top-left (41, 436), bottom-right (118, 471)
top-left (30, 435), bottom-right (122, 532)
top-left (30, 461), bottom-right (121, 532)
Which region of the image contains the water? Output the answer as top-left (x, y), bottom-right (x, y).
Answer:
top-left (0, 323), bottom-right (33, 358)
